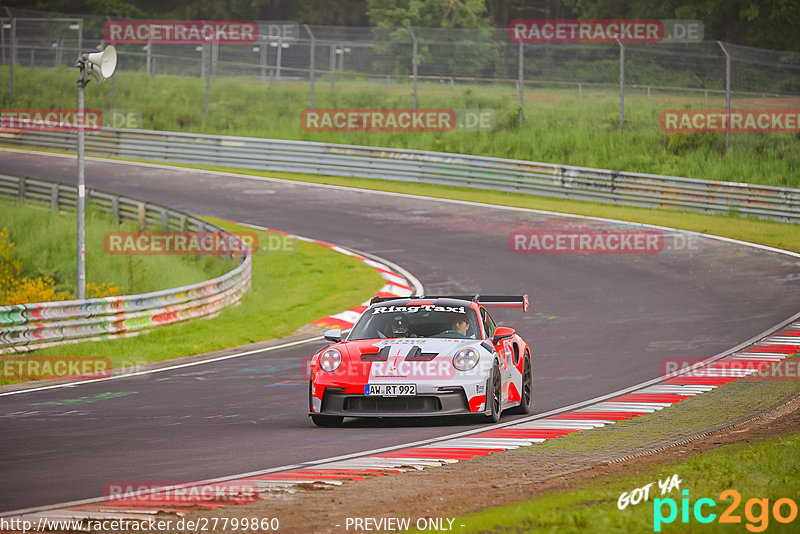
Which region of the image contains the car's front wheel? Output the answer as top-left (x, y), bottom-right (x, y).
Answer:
top-left (484, 361), bottom-right (502, 423)
top-left (509, 353), bottom-right (532, 415)
top-left (311, 414), bottom-right (344, 427)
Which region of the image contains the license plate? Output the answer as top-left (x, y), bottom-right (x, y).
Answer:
top-left (365, 384), bottom-right (416, 396)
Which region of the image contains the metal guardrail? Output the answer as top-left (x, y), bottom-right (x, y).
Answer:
top-left (2, 127), bottom-right (799, 222)
top-left (0, 173), bottom-right (252, 353)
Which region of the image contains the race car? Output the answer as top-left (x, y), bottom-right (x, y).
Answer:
top-left (308, 294), bottom-right (532, 427)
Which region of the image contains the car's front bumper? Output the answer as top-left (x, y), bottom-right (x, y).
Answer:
top-left (311, 387), bottom-right (477, 418)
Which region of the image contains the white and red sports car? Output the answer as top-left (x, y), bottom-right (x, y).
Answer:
top-left (308, 295), bottom-right (531, 426)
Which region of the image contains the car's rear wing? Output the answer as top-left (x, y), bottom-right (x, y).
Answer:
top-left (370, 294), bottom-right (530, 312)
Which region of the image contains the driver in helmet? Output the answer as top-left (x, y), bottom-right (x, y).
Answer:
top-left (390, 315), bottom-right (410, 337)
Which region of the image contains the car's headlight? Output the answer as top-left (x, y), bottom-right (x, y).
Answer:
top-left (453, 348), bottom-right (480, 371)
top-left (319, 348), bottom-right (342, 372)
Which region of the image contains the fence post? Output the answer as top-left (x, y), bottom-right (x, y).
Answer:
top-left (9, 17), bottom-right (15, 96)
top-left (407, 26), bottom-right (417, 110)
top-left (18, 175), bottom-right (25, 200)
top-left (518, 41), bottom-right (524, 126)
top-left (276, 34), bottom-right (283, 80)
top-left (1, 15), bottom-right (6, 66)
top-left (204, 40), bottom-right (210, 115)
top-left (718, 41), bottom-right (731, 151)
top-left (305, 24), bottom-right (315, 110)
top-left (618, 38), bottom-right (624, 130)
top-left (329, 44), bottom-right (335, 89)
top-left (146, 38), bottom-right (151, 76)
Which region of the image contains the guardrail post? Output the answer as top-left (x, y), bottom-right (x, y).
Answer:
top-left (111, 196), bottom-right (120, 223)
top-left (50, 183), bottom-right (59, 211)
top-left (138, 202), bottom-right (146, 230)
top-left (180, 214), bottom-right (187, 231)
top-left (161, 209), bottom-right (169, 230)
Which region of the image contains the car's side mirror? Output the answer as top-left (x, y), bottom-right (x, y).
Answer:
top-left (324, 329), bottom-right (342, 343)
top-left (492, 326), bottom-right (516, 344)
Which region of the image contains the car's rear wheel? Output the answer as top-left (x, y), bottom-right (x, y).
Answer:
top-left (311, 414), bottom-right (344, 427)
top-left (484, 361), bottom-right (502, 423)
top-left (509, 354), bottom-right (532, 415)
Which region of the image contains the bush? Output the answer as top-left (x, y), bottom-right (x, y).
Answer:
top-left (0, 226), bottom-right (73, 305)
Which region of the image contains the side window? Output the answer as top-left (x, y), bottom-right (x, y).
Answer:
top-left (480, 308), bottom-right (497, 339)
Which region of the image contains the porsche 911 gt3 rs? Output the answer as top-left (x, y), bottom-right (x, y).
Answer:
top-left (308, 294), bottom-right (532, 426)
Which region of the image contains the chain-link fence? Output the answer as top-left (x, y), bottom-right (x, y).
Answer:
top-left (2, 7), bottom-right (800, 137)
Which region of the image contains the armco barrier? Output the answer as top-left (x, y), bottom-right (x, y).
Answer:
top-left (2, 128), bottom-right (799, 222)
top-left (0, 173), bottom-right (251, 353)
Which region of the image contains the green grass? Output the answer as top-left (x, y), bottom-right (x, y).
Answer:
top-left (2, 65), bottom-right (798, 187)
top-left (452, 431), bottom-right (800, 533)
top-left (439, 364), bottom-right (800, 534)
top-left (0, 198), bottom-right (233, 297)
top-left (0, 217), bottom-right (384, 384)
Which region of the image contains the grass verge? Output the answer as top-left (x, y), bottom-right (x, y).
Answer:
top-left (0, 197), bottom-right (233, 297)
top-left (447, 360), bottom-right (800, 533)
top-left (454, 431), bottom-right (800, 533)
top-left (1, 65), bottom-right (798, 187)
top-left (0, 216), bottom-right (385, 385)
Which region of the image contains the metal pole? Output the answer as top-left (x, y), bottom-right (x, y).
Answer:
top-left (305, 24), bottom-right (315, 110)
top-left (9, 18), bottom-right (15, 96)
top-left (276, 35), bottom-right (282, 80)
top-left (618, 39), bottom-right (624, 130)
top-left (1, 18), bottom-right (5, 66)
top-left (407, 26), bottom-right (417, 110)
top-left (205, 42), bottom-right (210, 114)
top-left (110, 73), bottom-right (115, 109)
top-left (260, 42), bottom-right (266, 82)
top-left (146, 39), bottom-right (151, 75)
top-left (77, 19), bottom-right (82, 58)
top-left (518, 41), bottom-right (524, 125)
top-left (718, 41), bottom-right (731, 151)
top-left (76, 68), bottom-right (87, 300)
top-left (329, 43), bottom-right (335, 89)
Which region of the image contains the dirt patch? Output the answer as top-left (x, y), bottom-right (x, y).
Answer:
top-left (184, 393), bottom-right (800, 533)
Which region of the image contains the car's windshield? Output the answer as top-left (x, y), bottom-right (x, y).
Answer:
top-left (349, 303), bottom-right (480, 340)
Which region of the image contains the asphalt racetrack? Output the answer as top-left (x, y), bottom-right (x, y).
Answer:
top-left (1, 150), bottom-right (799, 513)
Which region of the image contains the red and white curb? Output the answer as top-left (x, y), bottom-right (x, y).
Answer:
top-left (10, 321), bottom-right (797, 527)
top-left (249, 226), bottom-right (417, 330)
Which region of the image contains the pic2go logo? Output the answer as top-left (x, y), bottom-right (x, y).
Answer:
top-left (654, 489), bottom-right (798, 532)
